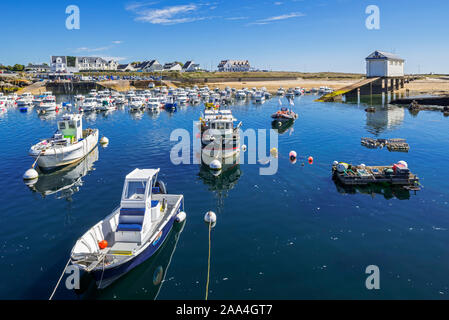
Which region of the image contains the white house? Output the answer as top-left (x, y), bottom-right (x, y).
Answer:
top-left (135, 60), bottom-right (163, 72)
top-left (76, 57), bottom-right (118, 71)
top-left (366, 51), bottom-right (404, 78)
top-left (163, 62), bottom-right (182, 71)
top-left (51, 56), bottom-right (68, 73)
top-left (183, 61), bottom-right (200, 72)
top-left (117, 63), bottom-right (137, 72)
top-left (218, 60), bottom-right (250, 72)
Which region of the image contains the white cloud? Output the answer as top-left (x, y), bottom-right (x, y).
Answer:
top-left (274, 1), bottom-right (283, 5)
top-left (262, 12), bottom-right (305, 22)
top-left (226, 16), bottom-right (248, 20)
top-left (127, 3), bottom-right (207, 25)
top-left (75, 41), bottom-right (123, 53)
top-left (247, 12), bottom-right (305, 25)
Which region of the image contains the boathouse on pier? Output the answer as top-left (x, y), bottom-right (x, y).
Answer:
top-left (366, 51), bottom-right (405, 78)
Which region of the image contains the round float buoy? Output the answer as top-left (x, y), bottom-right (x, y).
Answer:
top-left (270, 148), bottom-right (278, 158)
top-left (308, 156), bottom-right (314, 165)
top-left (100, 136), bottom-right (109, 145)
top-left (98, 240), bottom-right (108, 250)
top-left (333, 160), bottom-right (339, 166)
top-left (176, 211), bottom-right (187, 223)
top-left (398, 160), bottom-right (408, 168)
top-left (204, 211), bottom-right (217, 227)
top-left (209, 159), bottom-right (222, 171)
top-left (242, 144), bottom-right (247, 152)
top-left (23, 168), bottom-right (38, 181)
top-left (289, 151), bottom-right (297, 161)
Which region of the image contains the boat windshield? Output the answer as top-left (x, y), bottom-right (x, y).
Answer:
top-left (125, 181), bottom-right (147, 200)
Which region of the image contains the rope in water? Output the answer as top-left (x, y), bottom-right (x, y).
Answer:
top-left (205, 220), bottom-right (212, 301)
top-left (49, 257), bottom-right (71, 300)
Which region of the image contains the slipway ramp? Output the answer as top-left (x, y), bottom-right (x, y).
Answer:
top-left (316, 77), bottom-right (380, 102)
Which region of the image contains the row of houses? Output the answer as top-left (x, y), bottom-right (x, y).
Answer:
top-left (49, 56), bottom-right (201, 73)
top-left (116, 60), bottom-right (200, 72)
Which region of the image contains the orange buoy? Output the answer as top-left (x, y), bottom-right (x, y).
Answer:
top-left (308, 156), bottom-right (314, 164)
top-left (99, 240), bottom-right (108, 250)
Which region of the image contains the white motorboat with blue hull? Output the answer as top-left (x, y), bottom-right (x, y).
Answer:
top-left (70, 169), bottom-right (186, 289)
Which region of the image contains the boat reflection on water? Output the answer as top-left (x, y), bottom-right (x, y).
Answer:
top-left (27, 147), bottom-right (99, 200)
top-left (130, 110), bottom-right (144, 120)
top-left (198, 156), bottom-right (242, 213)
top-left (75, 220), bottom-right (185, 300)
top-left (333, 179), bottom-right (412, 200)
top-left (37, 110), bottom-right (58, 121)
top-left (271, 119), bottom-right (294, 135)
top-left (365, 105), bottom-right (405, 135)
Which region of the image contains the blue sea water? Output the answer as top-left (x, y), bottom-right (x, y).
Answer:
top-left (0, 95), bottom-right (448, 300)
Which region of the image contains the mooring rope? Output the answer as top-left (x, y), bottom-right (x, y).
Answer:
top-left (49, 257), bottom-right (71, 300)
top-left (31, 151), bottom-right (43, 169)
top-left (205, 220), bottom-right (212, 301)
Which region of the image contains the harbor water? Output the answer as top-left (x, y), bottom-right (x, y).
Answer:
top-left (1, 95), bottom-right (449, 299)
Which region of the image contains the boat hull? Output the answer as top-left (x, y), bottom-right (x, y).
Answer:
top-left (92, 214), bottom-right (177, 289)
top-left (30, 130), bottom-right (99, 170)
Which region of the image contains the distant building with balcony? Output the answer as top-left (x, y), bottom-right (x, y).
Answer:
top-left (76, 57), bottom-right (118, 71)
top-left (50, 56), bottom-right (118, 73)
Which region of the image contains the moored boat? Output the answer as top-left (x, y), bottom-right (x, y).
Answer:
top-left (29, 114), bottom-right (99, 170)
top-left (200, 108), bottom-right (242, 162)
top-left (70, 168), bottom-right (186, 289)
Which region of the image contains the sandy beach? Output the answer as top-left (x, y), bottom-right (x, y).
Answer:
top-left (205, 79), bottom-right (361, 92)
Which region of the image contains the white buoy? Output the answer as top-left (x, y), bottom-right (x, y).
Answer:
top-left (333, 161), bottom-right (339, 166)
top-left (209, 159), bottom-right (222, 171)
top-left (23, 168), bottom-right (38, 181)
top-left (176, 211), bottom-right (187, 223)
top-left (100, 136), bottom-right (109, 145)
top-left (204, 211), bottom-right (217, 227)
top-left (242, 145), bottom-right (247, 152)
top-left (398, 160), bottom-right (408, 168)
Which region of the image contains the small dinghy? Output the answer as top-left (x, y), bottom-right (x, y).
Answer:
top-left (70, 168), bottom-right (186, 289)
top-left (271, 99), bottom-right (298, 122)
top-left (29, 114), bottom-right (99, 170)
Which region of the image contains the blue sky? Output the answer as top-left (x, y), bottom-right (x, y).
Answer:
top-left (1, 0), bottom-right (448, 73)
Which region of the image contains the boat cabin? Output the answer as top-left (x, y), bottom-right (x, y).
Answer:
top-left (116, 169), bottom-right (163, 243)
top-left (57, 114), bottom-right (83, 143)
top-left (203, 110), bottom-right (238, 136)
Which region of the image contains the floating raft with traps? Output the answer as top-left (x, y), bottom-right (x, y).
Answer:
top-left (332, 161), bottom-right (420, 190)
top-left (361, 138), bottom-right (410, 152)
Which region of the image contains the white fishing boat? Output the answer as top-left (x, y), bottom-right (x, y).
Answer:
top-left (277, 87), bottom-right (285, 96)
top-left (80, 97), bottom-right (98, 112)
top-left (38, 95), bottom-right (58, 112)
top-left (254, 91), bottom-right (266, 103)
top-left (146, 97), bottom-right (161, 111)
top-left (129, 96), bottom-right (145, 111)
top-left (235, 90), bottom-right (246, 100)
top-left (200, 109), bottom-right (242, 161)
top-left (70, 168), bottom-right (186, 288)
top-left (17, 92), bottom-right (34, 107)
top-left (294, 87), bottom-right (304, 95)
top-left (176, 93), bottom-right (189, 105)
top-left (29, 114), bottom-right (99, 170)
